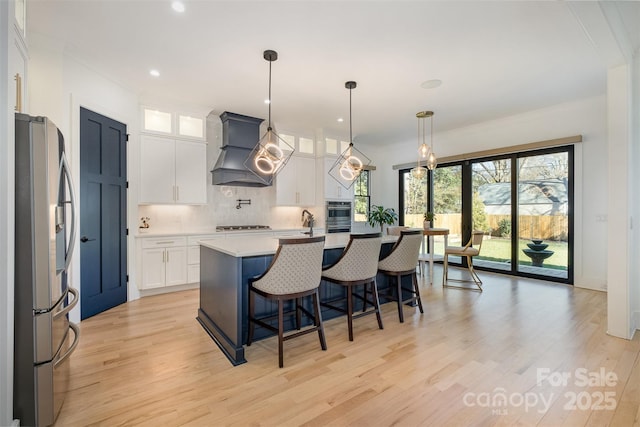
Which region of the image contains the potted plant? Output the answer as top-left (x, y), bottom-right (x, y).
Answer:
top-left (368, 205), bottom-right (398, 233)
top-left (423, 211), bottom-right (436, 228)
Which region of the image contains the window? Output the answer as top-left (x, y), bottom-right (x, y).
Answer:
top-left (354, 170), bottom-right (370, 222)
top-left (399, 146), bottom-right (573, 284)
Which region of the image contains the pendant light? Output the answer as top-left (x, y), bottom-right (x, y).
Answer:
top-left (328, 81), bottom-right (371, 189)
top-left (425, 111), bottom-right (437, 170)
top-left (244, 49), bottom-right (294, 185)
top-left (410, 111), bottom-right (430, 179)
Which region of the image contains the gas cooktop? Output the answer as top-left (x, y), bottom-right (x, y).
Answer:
top-left (215, 225), bottom-right (271, 232)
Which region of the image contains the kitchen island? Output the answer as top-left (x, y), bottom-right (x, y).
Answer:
top-left (197, 233), bottom-right (399, 365)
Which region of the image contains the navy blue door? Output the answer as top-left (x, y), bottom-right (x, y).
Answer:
top-left (80, 107), bottom-right (127, 319)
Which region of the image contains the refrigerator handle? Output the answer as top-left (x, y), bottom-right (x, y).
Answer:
top-left (60, 152), bottom-right (78, 271)
top-left (54, 321), bottom-right (80, 368)
top-left (54, 286), bottom-right (79, 319)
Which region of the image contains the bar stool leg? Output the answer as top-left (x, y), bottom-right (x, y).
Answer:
top-left (372, 280), bottom-right (384, 330)
top-left (413, 272), bottom-right (424, 313)
top-left (278, 300), bottom-right (284, 368)
top-left (347, 286), bottom-right (354, 341)
top-left (312, 290), bottom-right (327, 350)
top-left (396, 274), bottom-right (404, 323)
top-left (247, 289), bottom-right (255, 346)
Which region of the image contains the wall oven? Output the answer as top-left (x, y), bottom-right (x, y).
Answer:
top-left (326, 201), bottom-right (352, 233)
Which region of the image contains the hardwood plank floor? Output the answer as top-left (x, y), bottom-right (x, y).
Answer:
top-left (54, 268), bottom-right (640, 426)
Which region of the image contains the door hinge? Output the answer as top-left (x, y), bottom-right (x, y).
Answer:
top-left (126, 274), bottom-right (129, 282)
top-left (126, 228), bottom-right (129, 236)
top-left (126, 181), bottom-right (129, 189)
top-left (126, 133), bottom-right (130, 142)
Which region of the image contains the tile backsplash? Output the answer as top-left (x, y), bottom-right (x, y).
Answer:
top-left (138, 184), bottom-right (319, 233)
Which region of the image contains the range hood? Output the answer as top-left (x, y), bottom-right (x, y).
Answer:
top-left (211, 111), bottom-right (271, 187)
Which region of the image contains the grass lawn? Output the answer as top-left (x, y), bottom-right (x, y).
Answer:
top-left (477, 237), bottom-right (568, 270)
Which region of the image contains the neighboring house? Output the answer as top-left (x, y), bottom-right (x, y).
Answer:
top-left (477, 179), bottom-right (568, 216)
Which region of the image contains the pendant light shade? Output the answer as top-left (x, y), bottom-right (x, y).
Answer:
top-left (329, 81), bottom-right (371, 189)
top-left (244, 50), bottom-right (294, 185)
top-left (411, 110), bottom-right (436, 178)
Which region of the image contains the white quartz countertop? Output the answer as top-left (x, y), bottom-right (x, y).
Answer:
top-left (134, 228), bottom-right (313, 238)
top-left (199, 233), bottom-right (398, 257)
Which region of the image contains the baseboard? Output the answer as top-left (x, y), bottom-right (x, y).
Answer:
top-left (139, 282), bottom-right (199, 298)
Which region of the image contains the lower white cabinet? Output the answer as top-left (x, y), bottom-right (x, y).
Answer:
top-left (140, 237), bottom-right (187, 289)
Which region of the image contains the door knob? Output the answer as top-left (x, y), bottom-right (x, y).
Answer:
top-left (80, 236), bottom-right (95, 242)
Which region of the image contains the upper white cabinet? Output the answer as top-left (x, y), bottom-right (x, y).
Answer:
top-left (279, 133), bottom-right (315, 155)
top-left (324, 138), bottom-right (350, 156)
top-left (139, 135), bottom-right (207, 204)
top-left (142, 107), bottom-right (205, 140)
top-left (8, 0), bottom-right (28, 115)
top-left (276, 155), bottom-right (316, 206)
top-left (324, 157), bottom-right (354, 201)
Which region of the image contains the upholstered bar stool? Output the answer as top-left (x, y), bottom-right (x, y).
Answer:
top-left (386, 226), bottom-right (408, 236)
top-left (443, 230), bottom-right (485, 292)
top-left (247, 236), bottom-right (326, 368)
top-left (377, 229), bottom-right (424, 323)
top-left (321, 233), bottom-right (383, 341)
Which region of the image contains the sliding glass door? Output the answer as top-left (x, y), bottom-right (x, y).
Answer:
top-left (433, 165), bottom-right (462, 259)
top-left (472, 158), bottom-right (512, 272)
top-left (399, 146), bottom-right (573, 283)
top-left (516, 151), bottom-right (570, 279)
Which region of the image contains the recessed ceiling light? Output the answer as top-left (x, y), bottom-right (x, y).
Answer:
top-left (264, 99), bottom-right (270, 104)
top-left (421, 79), bottom-right (442, 89)
top-left (337, 118), bottom-right (344, 122)
top-left (149, 69), bottom-right (160, 77)
top-left (171, 1), bottom-right (185, 13)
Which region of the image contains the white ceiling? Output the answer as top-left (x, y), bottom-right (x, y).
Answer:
top-left (27, 1), bottom-right (640, 147)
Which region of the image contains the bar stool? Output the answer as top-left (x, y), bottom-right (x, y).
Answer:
top-left (377, 229), bottom-right (424, 323)
top-left (443, 230), bottom-right (485, 292)
top-left (321, 233), bottom-right (383, 341)
top-left (247, 236), bottom-right (326, 368)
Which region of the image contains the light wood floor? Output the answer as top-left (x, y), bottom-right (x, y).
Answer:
top-left (54, 268), bottom-right (640, 426)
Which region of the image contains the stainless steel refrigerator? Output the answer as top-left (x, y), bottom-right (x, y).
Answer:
top-left (14, 113), bottom-right (80, 426)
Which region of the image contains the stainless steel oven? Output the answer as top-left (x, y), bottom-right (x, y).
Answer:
top-left (326, 201), bottom-right (352, 233)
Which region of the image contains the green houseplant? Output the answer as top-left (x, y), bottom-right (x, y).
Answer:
top-left (368, 205), bottom-right (398, 232)
top-left (423, 211), bottom-right (436, 228)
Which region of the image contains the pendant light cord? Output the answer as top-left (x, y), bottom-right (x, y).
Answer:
top-left (268, 59), bottom-right (272, 130)
top-left (430, 113), bottom-right (434, 153)
top-left (349, 85), bottom-right (353, 146)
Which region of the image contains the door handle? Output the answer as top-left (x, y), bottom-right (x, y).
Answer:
top-left (80, 236), bottom-right (95, 242)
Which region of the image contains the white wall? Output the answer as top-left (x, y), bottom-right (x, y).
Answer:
top-left (632, 54), bottom-right (640, 333)
top-left (28, 35), bottom-right (140, 321)
top-left (367, 96), bottom-right (608, 291)
top-left (1, 1), bottom-right (13, 424)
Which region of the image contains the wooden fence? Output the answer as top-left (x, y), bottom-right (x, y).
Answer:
top-left (405, 214), bottom-right (568, 241)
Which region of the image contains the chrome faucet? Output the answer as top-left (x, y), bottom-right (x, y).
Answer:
top-left (301, 209), bottom-right (315, 236)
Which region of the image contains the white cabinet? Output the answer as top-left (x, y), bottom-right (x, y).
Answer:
top-left (324, 157), bottom-right (354, 201)
top-left (139, 135), bottom-right (207, 204)
top-left (8, 0), bottom-right (28, 115)
top-left (142, 107), bottom-right (205, 140)
top-left (276, 156), bottom-right (316, 206)
top-left (140, 237), bottom-right (187, 289)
